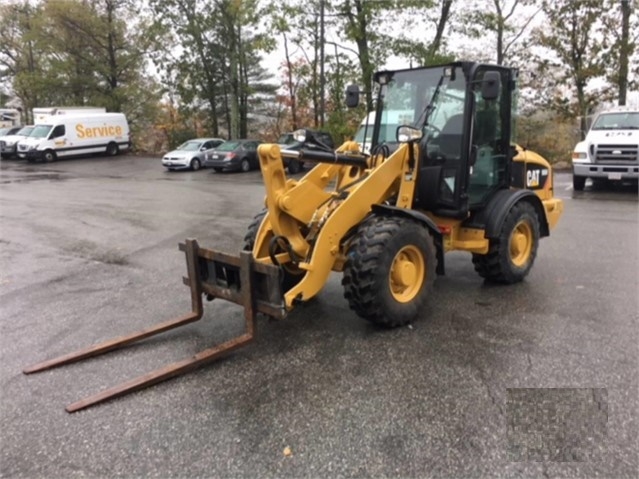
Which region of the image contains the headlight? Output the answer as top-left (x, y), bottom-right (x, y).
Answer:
top-left (28, 145), bottom-right (37, 151)
top-left (572, 151), bottom-right (588, 162)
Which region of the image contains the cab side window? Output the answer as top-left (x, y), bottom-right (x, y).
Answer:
top-left (50, 125), bottom-right (65, 139)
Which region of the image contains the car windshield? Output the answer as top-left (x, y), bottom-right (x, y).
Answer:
top-left (30, 125), bottom-right (52, 138)
top-left (177, 141), bottom-right (203, 151)
top-left (592, 112), bottom-right (639, 130)
top-left (217, 141), bottom-right (240, 151)
top-left (16, 126), bottom-right (35, 137)
top-left (277, 134), bottom-right (296, 145)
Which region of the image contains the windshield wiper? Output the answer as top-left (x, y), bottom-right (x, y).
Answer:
top-left (415, 73), bottom-right (447, 129)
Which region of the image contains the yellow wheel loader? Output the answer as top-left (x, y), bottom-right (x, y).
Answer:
top-left (25, 61), bottom-right (563, 411)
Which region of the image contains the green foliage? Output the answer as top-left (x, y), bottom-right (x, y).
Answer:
top-left (0, 0), bottom-right (159, 128)
top-left (532, 0), bottom-right (609, 136)
top-left (517, 113), bottom-right (577, 164)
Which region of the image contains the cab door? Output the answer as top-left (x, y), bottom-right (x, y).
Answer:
top-left (467, 67), bottom-right (514, 207)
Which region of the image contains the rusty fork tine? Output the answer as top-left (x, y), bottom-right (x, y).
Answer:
top-left (66, 332), bottom-right (254, 413)
top-left (24, 239), bottom-right (206, 375)
top-left (23, 312), bottom-right (202, 374)
top-left (23, 241), bottom-right (272, 412)
top-left (66, 251), bottom-right (258, 413)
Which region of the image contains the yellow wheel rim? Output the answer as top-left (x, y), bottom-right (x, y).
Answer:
top-left (509, 220), bottom-right (533, 267)
top-left (389, 245), bottom-right (425, 303)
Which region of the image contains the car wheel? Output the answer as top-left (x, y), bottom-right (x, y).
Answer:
top-left (190, 158), bottom-right (201, 171)
top-left (573, 175), bottom-right (586, 191)
top-left (240, 158), bottom-right (250, 172)
top-left (106, 142), bottom-right (119, 156)
top-left (213, 167), bottom-right (223, 173)
top-left (43, 150), bottom-right (57, 163)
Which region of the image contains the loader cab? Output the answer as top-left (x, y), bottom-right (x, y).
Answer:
top-left (366, 62), bottom-right (516, 218)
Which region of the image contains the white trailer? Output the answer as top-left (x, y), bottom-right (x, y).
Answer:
top-left (32, 106), bottom-right (106, 124)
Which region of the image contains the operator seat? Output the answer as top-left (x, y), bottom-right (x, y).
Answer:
top-left (436, 114), bottom-right (464, 160)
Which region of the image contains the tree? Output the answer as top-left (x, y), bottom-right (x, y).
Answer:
top-left (150, 0), bottom-right (274, 139)
top-left (461, 0), bottom-right (541, 65)
top-left (533, 0), bottom-right (609, 138)
top-left (0, 1), bottom-right (45, 123)
top-left (602, 0), bottom-right (639, 106)
top-left (390, 0), bottom-right (456, 67)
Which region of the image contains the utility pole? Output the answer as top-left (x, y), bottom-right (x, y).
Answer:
top-left (319, 0), bottom-right (325, 128)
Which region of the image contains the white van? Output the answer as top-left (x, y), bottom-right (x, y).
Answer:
top-left (353, 110), bottom-right (415, 154)
top-left (17, 113), bottom-right (130, 162)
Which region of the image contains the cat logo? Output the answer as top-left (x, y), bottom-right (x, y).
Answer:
top-left (527, 168), bottom-right (548, 188)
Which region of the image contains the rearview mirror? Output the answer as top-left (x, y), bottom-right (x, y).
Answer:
top-left (345, 84), bottom-right (360, 108)
top-left (293, 128), bottom-right (308, 142)
top-left (396, 125), bottom-right (423, 143)
top-left (481, 71), bottom-right (501, 101)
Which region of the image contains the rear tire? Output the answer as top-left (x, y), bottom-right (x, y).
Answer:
top-left (190, 158), bottom-right (201, 171)
top-left (573, 175), bottom-right (586, 191)
top-left (472, 201), bottom-right (540, 284)
top-left (106, 142), bottom-right (119, 156)
top-left (342, 216), bottom-right (437, 328)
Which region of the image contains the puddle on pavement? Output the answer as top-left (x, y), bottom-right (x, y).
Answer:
top-left (0, 172), bottom-right (68, 184)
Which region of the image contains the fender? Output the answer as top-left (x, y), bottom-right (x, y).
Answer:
top-left (478, 189), bottom-right (549, 239)
top-left (370, 204), bottom-right (445, 275)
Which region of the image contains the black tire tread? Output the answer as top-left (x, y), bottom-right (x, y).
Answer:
top-left (471, 201), bottom-right (540, 284)
top-left (342, 216), bottom-right (436, 328)
top-left (573, 175), bottom-right (586, 191)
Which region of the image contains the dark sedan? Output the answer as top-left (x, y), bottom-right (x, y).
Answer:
top-left (203, 139), bottom-right (262, 172)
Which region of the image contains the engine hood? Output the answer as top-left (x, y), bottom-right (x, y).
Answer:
top-left (586, 129), bottom-right (638, 144)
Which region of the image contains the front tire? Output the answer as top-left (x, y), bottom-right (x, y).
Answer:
top-left (213, 167), bottom-right (223, 173)
top-left (472, 201), bottom-right (540, 284)
top-left (240, 158), bottom-right (251, 172)
top-left (190, 158), bottom-right (201, 171)
top-left (573, 175), bottom-right (586, 191)
top-left (42, 150), bottom-right (56, 163)
top-left (342, 216), bottom-right (437, 328)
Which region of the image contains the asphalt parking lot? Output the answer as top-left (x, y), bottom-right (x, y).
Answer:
top-left (1, 155), bottom-right (637, 478)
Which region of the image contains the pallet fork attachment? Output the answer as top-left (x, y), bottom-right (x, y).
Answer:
top-left (23, 239), bottom-right (285, 413)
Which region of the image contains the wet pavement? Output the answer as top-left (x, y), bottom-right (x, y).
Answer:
top-left (1, 155), bottom-right (637, 478)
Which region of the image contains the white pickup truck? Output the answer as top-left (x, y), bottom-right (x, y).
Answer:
top-left (571, 109), bottom-right (639, 190)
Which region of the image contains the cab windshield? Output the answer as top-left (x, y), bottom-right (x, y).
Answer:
top-left (277, 134), bottom-right (296, 145)
top-left (378, 66), bottom-right (467, 141)
top-left (592, 112), bottom-right (639, 130)
top-left (29, 125), bottom-right (52, 138)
